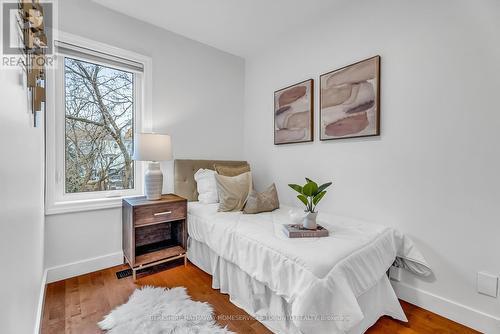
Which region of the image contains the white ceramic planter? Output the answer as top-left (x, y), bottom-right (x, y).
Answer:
top-left (302, 212), bottom-right (318, 230)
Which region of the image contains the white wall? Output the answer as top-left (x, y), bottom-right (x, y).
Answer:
top-left (244, 0), bottom-right (500, 331)
top-left (0, 72), bottom-right (45, 331)
top-left (44, 0), bottom-right (244, 278)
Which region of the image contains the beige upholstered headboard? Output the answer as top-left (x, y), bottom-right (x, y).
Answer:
top-left (174, 159), bottom-right (248, 201)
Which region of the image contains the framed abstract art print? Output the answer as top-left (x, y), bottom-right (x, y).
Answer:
top-left (320, 56), bottom-right (380, 140)
top-left (274, 79), bottom-right (314, 145)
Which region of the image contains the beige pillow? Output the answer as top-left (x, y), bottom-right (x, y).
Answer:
top-left (214, 163), bottom-right (251, 177)
top-left (215, 172), bottom-right (252, 212)
top-left (243, 183), bottom-right (280, 214)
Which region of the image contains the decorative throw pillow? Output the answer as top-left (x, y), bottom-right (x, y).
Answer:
top-left (215, 172), bottom-right (252, 212)
top-left (214, 163), bottom-right (251, 177)
top-left (194, 168), bottom-right (218, 204)
top-left (243, 183), bottom-right (280, 214)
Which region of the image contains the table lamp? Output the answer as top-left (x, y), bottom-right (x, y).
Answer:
top-left (132, 133), bottom-right (172, 200)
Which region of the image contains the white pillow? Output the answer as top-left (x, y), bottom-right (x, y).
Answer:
top-left (194, 168), bottom-right (219, 204)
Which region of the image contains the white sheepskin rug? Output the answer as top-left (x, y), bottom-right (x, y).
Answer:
top-left (98, 286), bottom-right (234, 334)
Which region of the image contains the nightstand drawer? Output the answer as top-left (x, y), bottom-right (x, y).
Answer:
top-left (134, 202), bottom-right (186, 227)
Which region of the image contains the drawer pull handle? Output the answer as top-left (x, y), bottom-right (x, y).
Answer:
top-left (154, 211), bottom-right (172, 216)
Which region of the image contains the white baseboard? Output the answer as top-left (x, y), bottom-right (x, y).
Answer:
top-left (46, 251), bottom-right (123, 283)
top-left (33, 269), bottom-right (48, 334)
top-left (392, 280), bottom-right (500, 333)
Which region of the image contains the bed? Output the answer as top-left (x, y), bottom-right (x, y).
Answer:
top-left (174, 159), bottom-right (431, 334)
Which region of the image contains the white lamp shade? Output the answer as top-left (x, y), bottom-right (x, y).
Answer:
top-left (132, 133), bottom-right (172, 161)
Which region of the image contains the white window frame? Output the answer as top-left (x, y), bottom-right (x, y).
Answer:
top-left (45, 32), bottom-right (153, 215)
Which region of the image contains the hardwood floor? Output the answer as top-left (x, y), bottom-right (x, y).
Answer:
top-left (41, 261), bottom-right (480, 334)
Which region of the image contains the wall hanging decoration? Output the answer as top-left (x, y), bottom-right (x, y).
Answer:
top-left (320, 56), bottom-right (380, 140)
top-left (17, 0), bottom-right (48, 127)
top-left (274, 79), bottom-right (314, 145)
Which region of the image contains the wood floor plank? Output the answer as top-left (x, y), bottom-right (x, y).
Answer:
top-left (41, 262), bottom-right (480, 334)
top-left (65, 277), bottom-right (81, 318)
top-left (43, 280), bottom-right (66, 334)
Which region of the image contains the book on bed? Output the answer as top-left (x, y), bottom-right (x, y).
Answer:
top-left (283, 224), bottom-right (329, 238)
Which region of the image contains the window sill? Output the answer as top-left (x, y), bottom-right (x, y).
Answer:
top-left (45, 196), bottom-right (137, 215)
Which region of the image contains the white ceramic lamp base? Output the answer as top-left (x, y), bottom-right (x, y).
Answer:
top-left (145, 161), bottom-right (163, 200)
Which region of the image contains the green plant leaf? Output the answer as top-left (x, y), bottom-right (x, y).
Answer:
top-left (288, 184), bottom-right (303, 194)
top-left (317, 182), bottom-right (333, 193)
top-left (302, 181), bottom-right (318, 196)
top-left (313, 191), bottom-right (326, 205)
top-left (305, 177), bottom-right (313, 183)
top-left (297, 194), bottom-right (308, 207)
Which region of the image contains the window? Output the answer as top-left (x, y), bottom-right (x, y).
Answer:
top-left (46, 33), bottom-right (152, 214)
top-left (64, 57), bottom-right (134, 193)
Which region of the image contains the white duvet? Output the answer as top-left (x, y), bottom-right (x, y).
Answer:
top-left (187, 203), bottom-right (431, 334)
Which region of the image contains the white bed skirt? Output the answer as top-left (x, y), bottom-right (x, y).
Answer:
top-left (187, 237), bottom-right (406, 334)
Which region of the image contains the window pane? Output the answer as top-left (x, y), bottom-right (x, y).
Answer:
top-left (64, 57), bottom-right (134, 193)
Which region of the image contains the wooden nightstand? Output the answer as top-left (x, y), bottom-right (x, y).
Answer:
top-left (122, 194), bottom-right (187, 280)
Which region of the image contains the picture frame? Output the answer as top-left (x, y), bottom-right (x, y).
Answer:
top-left (274, 79), bottom-right (314, 145)
top-left (320, 56), bottom-right (380, 141)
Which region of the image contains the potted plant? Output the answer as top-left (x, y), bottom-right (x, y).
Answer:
top-left (288, 178), bottom-right (332, 230)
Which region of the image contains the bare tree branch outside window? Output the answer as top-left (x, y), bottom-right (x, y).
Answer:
top-left (64, 57), bottom-right (134, 193)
